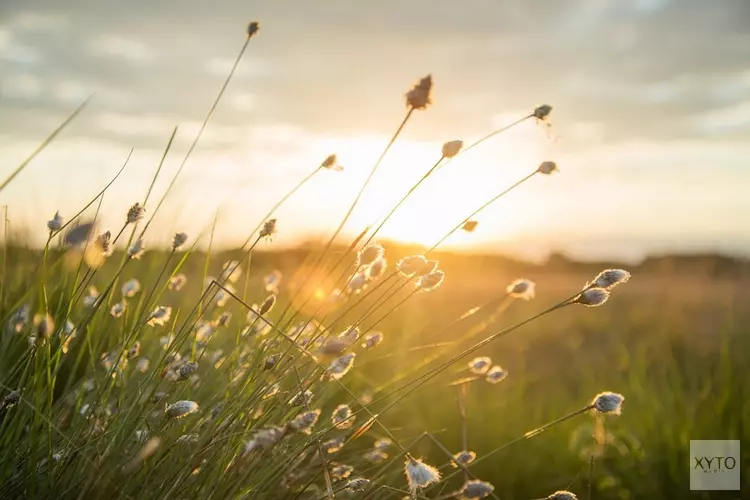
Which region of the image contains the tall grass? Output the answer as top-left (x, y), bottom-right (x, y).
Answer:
top-left (0, 21), bottom-right (747, 500)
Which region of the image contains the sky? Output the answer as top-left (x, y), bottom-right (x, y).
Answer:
top-left (1, 0), bottom-right (749, 262)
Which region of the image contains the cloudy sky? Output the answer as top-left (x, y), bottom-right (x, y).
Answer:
top-left (1, 0), bottom-right (749, 261)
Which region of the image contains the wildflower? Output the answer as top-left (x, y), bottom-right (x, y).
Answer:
top-left (452, 450), bottom-right (477, 468)
top-left (168, 273), bottom-right (187, 291)
top-left (2, 390), bottom-right (20, 409)
top-left (177, 362), bottom-right (199, 381)
top-left (537, 161), bottom-right (559, 175)
top-left (404, 456), bottom-right (441, 494)
top-left (574, 288), bottom-right (610, 307)
top-left (347, 271), bottom-right (368, 294)
top-left (323, 437), bottom-right (346, 454)
top-left (96, 231), bottom-right (113, 256)
top-left (547, 491), bottom-right (578, 500)
top-left (358, 243), bottom-right (384, 267)
top-left (331, 463), bottom-right (354, 480)
top-left (165, 400), bottom-right (199, 419)
top-left (345, 477), bottom-right (370, 493)
top-left (110, 301), bottom-right (126, 318)
top-left (289, 409), bottom-right (321, 434)
top-left (406, 75), bottom-right (433, 110)
top-left (121, 279), bottom-right (141, 298)
top-left (33, 313), bottom-right (54, 339)
top-left (244, 426), bottom-right (287, 454)
top-left (259, 294), bottom-right (277, 315)
top-left (220, 260), bottom-right (242, 283)
top-left (367, 258), bottom-right (387, 279)
top-left (362, 331), bottom-right (384, 349)
top-left (442, 140), bottom-right (463, 158)
top-left (172, 232), bottom-right (188, 250)
top-left (135, 357), bottom-right (150, 373)
top-left (127, 341), bottom-right (141, 358)
top-left (459, 479), bottom-right (495, 499)
top-left (263, 270), bottom-right (282, 293)
top-left (260, 218), bottom-right (276, 239)
top-left (320, 153), bottom-right (343, 171)
top-left (64, 221), bottom-right (95, 247)
top-left (327, 353), bottom-right (356, 380)
top-left (534, 104), bottom-right (553, 121)
top-left (590, 269), bottom-right (631, 289)
top-left (364, 449), bottom-right (388, 463)
top-left (591, 392), bottom-right (624, 415)
top-left (485, 365), bottom-right (507, 384)
top-left (374, 438), bottom-right (392, 451)
top-left (247, 21), bottom-right (260, 38)
top-left (462, 220), bottom-right (479, 233)
top-left (289, 389), bottom-right (313, 406)
top-left (506, 279), bottom-right (535, 300)
top-left (397, 255), bottom-right (426, 277)
top-left (332, 404), bottom-right (354, 429)
top-left (47, 211), bottom-right (63, 232)
top-left (418, 270), bottom-right (445, 291)
top-left (128, 238), bottom-right (145, 259)
top-left (126, 202), bottom-right (145, 224)
top-left (147, 306), bottom-right (172, 326)
top-left (468, 356), bottom-right (492, 375)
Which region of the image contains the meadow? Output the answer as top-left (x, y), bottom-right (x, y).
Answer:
top-left (1, 20), bottom-right (748, 500)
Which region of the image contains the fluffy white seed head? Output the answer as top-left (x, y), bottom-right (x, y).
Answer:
top-left (367, 258), bottom-right (387, 279)
top-left (442, 140), bottom-right (463, 158)
top-left (345, 478), bottom-right (370, 493)
top-left (327, 353), bottom-right (356, 380)
top-left (177, 362), bottom-right (199, 381)
top-left (506, 279), bottom-right (535, 300)
top-left (362, 331), bottom-right (384, 349)
top-left (374, 438), bottom-right (392, 451)
top-left (47, 211), bottom-right (64, 232)
top-left (591, 392), bottom-right (624, 415)
top-left (547, 491), bottom-right (578, 500)
top-left (320, 153), bottom-right (343, 171)
top-left (406, 75), bottom-right (433, 110)
top-left (263, 270), bottom-right (282, 292)
top-left (260, 218), bottom-right (277, 239)
top-left (289, 409), bottom-right (321, 434)
top-left (220, 260), bottom-right (242, 283)
top-left (418, 270), bottom-right (445, 291)
top-left (534, 104), bottom-right (553, 120)
top-left (347, 271), bottom-right (368, 294)
top-left (110, 301), bottom-right (126, 318)
top-left (147, 306), bottom-right (172, 326)
top-left (259, 294), bottom-right (277, 315)
top-left (126, 202), bottom-right (145, 224)
top-left (332, 404), bottom-right (355, 429)
top-left (168, 274), bottom-right (187, 291)
top-left (452, 450), bottom-right (476, 467)
top-left (121, 279), bottom-right (141, 298)
top-left (468, 356), bottom-right (492, 375)
top-left (172, 232), bottom-right (188, 250)
top-left (244, 426), bottom-right (287, 454)
top-left (575, 288), bottom-right (610, 307)
top-left (358, 244), bottom-right (384, 267)
top-left (397, 255), bottom-right (427, 277)
top-left (165, 400), bottom-right (199, 419)
top-left (460, 479), bottom-right (495, 499)
top-left (247, 21), bottom-right (260, 38)
top-left (591, 269), bottom-right (631, 289)
top-left (404, 457), bottom-right (441, 494)
top-left (128, 238), bottom-right (145, 259)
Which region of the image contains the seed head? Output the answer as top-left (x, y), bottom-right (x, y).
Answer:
top-left (404, 456), bottom-right (441, 494)
top-left (168, 274), bottom-right (187, 291)
top-left (165, 400), bottom-right (199, 419)
top-left (332, 404), bottom-right (354, 429)
top-left (331, 463), bottom-right (354, 480)
top-left (96, 231), bottom-right (113, 257)
top-left (574, 288), bottom-right (610, 307)
top-left (33, 313), bottom-right (54, 339)
top-left (462, 220), bottom-right (479, 233)
top-left (506, 279), bottom-right (535, 300)
top-left (533, 104), bottom-right (553, 121)
top-left (147, 306), bottom-right (172, 326)
top-left (259, 294), bottom-right (277, 315)
top-left (263, 270), bottom-right (282, 293)
top-left (452, 450), bottom-right (476, 467)
top-left (177, 362), bottom-right (199, 381)
top-left (547, 491), bottom-right (578, 500)
top-left (260, 218), bottom-right (277, 239)
top-left (418, 269), bottom-right (445, 291)
top-left (485, 365), bottom-right (507, 384)
top-left (358, 244), bottom-right (384, 267)
top-left (110, 301), bottom-right (126, 318)
top-left (2, 390), bottom-right (21, 409)
top-left (64, 221), bottom-right (96, 247)
top-left (397, 255), bottom-right (426, 277)
top-left (364, 449), bottom-right (388, 463)
top-left (468, 356), bottom-right (492, 375)
top-left (347, 271), bottom-right (368, 294)
top-left (136, 358), bottom-right (150, 373)
top-left (374, 438), bottom-right (392, 451)
top-left (289, 409), bottom-right (321, 434)
top-left (367, 258), bottom-right (387, 280)
top-left (460, 479), bottom-right (495, 499)
top-left (327, 352), bottom-right (356, 380)
top-left (288, 389), bottom-right (313, 406)
top-left (244, 426), bottom-right (287, 454)
top-left (590, 269), bottom-right (631, 290)
top-left (441, 140), bottom-right (463, 159)
top-left (127, 341), bottom-right (141, 359)
top-left (537, 161), bottom-right (559, 175)
top-left (591, 391), bottom-right (624, 415)
top-left (47, 211), bottom-right (64, 232)
top-left (126, 202), bottom-right (145, 224)
top-left (247, 21), bottom-right (260, 38)
top-left (406, 75), bottom-right (433, 110)
top-left (362, 331), bottom-right (384, 349)
top-left (320, 153), bottom-right (343, 171)
top-left (345, 478), bottom-right (370, 493)
top-left (172, 232), bottom-right (188, 250)
top-left (121, 279), bottom-right (141, 298)
top-left (128, 238), bottom-right (145, 259)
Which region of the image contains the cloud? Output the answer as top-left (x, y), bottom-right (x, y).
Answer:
top-left (86, 35), bottom-right (154, 63)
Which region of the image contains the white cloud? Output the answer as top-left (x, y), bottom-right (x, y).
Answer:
top-left (86, 35), bottom-right (154, 63)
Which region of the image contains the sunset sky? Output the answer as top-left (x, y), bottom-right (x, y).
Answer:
top-left (1, 0), bottom-right (749, 261)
